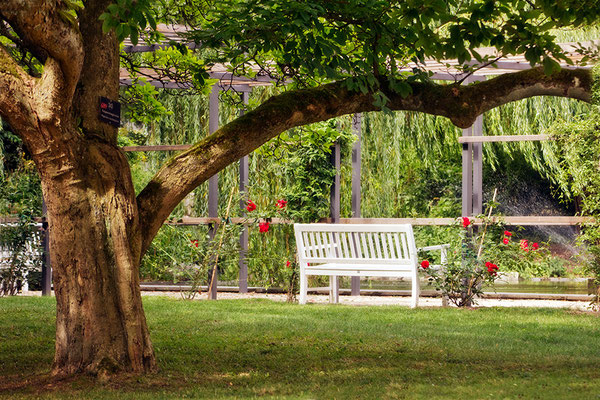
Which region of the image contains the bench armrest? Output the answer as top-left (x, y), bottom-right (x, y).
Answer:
top-left (417, 244), bottom-right (450, 252)
top-left (417, 244), bottom-right (450, 266)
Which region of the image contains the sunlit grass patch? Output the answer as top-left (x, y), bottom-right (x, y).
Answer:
top-left (1, 296), bottom-right (599, 399)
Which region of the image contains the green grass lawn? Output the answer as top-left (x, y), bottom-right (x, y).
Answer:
top-left (1, 296), bottom-right (599, 399)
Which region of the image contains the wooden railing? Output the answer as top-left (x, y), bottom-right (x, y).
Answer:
top-left (2, 215), bottom-right (593, 226)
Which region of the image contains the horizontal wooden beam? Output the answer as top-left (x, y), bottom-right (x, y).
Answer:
top-left (496, 216), bottom-right (593, 226)
top-left (119, 78), bottom-right (256, 92)
top-left (165, 217), bottom-right (293, 225)
top-left (2, 215), bottom-right (591, 227)
top-left (324, 216), bottom-right (594, 226)
top-left (122, 145), bottom-right (192, 152)
top-left (322, 218), bottom-right (456, 225)
top-left (458, 134), bottom-right (551, 143)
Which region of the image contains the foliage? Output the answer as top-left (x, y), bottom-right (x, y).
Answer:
top-left (592, 63), bottom-right (600, 106)
top-left (256, 121), bottom-right (355, 222)
top-left (141, 224), bottom-right (242, 285)
top-left (171, 221), bottom-right (245, 300)
top-left (0, 125), bottom-right (42, 216)
top-left (361, 111), bottom-right (463, 219)
top-left (246, 224), bottom-right (298, 300)
top-left (0, 162), bottom-right (41, 217)
top-left (0, 214), bottom-right (43, 296)
top-left (548, 106), bottom-right (600, 308)
top-left (120, 80), bottom-right (173, 125)
top-left (486, 228), bottom-right (559, 278)
top-left (99, 0), bottom-right (159, 45)
top-left (191, 0), bottom-right (600, 106)
top-left (0, 123), bottom-right (43, 296)
top-left (0, 120), bottom-right (22, 178)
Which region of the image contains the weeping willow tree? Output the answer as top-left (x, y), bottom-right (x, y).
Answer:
top-left (358, 96), bottom-right (591, 220)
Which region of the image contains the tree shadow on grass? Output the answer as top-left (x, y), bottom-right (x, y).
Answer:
top-left (2, 298), bottom-right (600, 399)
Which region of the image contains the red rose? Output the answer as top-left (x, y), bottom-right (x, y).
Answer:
top-left (486, 262), bottom-right (499, 276)
top-left (502, 238), bottom-right (509, 245)
top-left (462, 217), bottom-right (471, 228)
top-left (520, 239), bottom-right (529, 251)
top-left (246, 200), bottom-right (257, 212)
top-left (191, 239), bottom-right (199, 248)
top-left (259, 221), bottom-right (270, 233)
top-left (286, 260), bottom-right (291, 268)
top-left (420, 260), bottom-right (430, 269)
top-left (276, 199), bottom-right (287, 209)
top-left (532, 242), bottom-right (539, 250)
top-left (504, 230), bottom-right (512, 237)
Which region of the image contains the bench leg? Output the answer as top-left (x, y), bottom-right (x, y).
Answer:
top-left (21, 270), bottom-right (29, 293)
top-left (329, 276), bottom-right (339, 304)
top-left (411, 276), bottom-right (420, 308)
top-left (299, 270), bottom-right (307, 304)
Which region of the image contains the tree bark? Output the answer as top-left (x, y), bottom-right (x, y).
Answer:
top-left (42, 138), bottom-right (156, 377)
top-left (0, 0), bottom-right (157, 377)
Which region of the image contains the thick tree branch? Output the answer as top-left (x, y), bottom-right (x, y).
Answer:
top-left (72, 0), bottom-right (120, 144)
top-left (0, 0), bottom-right (84, 107)
top-left (137, 66), bottom-right (592, 253)
top-left (0, 44), bottom-right (46, 153)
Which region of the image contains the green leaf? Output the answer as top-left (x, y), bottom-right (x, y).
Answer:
top-left (146, 12), bottom-right (157, 31)
top-left (107, 4), bottom-right (119, 14)
top-left (130, 28), bottom-right (139, 46)
top-left (101, 15), bottom-right (112, 34)
top-left (542, 57), bottom-right (560, 75)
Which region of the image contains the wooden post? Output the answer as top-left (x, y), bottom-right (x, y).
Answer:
top-left (461, 127), bottom-right (473, 216)
top-left (238, 92), bottom-right (250, 293)
top-left (460, 77), bottom-right (477, 307)
top-left (208, 84), bottom-right (219, 299)
top-left (351, 113), bottom-right (361, 296)
top-left (330, 141), bottom-right (341, 223)
top-left (472, 113), bottom-right (484, 215)
top-left (41, 199), bottom-right (51, 296)
top-left (461, 76), bottom-right (485, 217)
top-left (329, 140), bottom-right (341, 303)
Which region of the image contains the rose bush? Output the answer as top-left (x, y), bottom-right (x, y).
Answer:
top-left (420, 213), bottom-right (558, 307)
top-left (419, 215), bottom-right (502, 307)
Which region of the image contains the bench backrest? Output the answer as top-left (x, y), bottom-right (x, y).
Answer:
top-left (294, 223), bottom-right (418, 269)
top-left (0, 223), bottom-right (43, 269)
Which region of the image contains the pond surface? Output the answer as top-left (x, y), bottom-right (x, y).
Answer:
top-left (355, 279), bottom-right (590, 295)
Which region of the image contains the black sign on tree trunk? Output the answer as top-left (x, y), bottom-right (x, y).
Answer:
top-left (99, 96), bottom-right (121, 127)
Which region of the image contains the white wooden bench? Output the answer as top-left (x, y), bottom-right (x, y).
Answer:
top-left (293, 223), bottom-right (448, 308)
top-left (0, 223), bottom-right (43, 294)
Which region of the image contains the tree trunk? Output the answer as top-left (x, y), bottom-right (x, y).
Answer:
top-left (40, 137), bottom-right (156, 377)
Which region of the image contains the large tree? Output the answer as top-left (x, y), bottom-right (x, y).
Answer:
top-left (0, 0), bottom-right (598, 376)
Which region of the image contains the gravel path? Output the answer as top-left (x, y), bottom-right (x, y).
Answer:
top-left (20, 289), bottom-right (594, 311)
top-left (141, 290), bottom-right (596, 311)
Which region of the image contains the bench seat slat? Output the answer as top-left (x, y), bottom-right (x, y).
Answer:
top-left (348, 232), bottom-right (357, 258)
top-left (306, 262), bottom-right (413, 269)
top-left (314, 231), bottom-right (324, 258)
top-left (305, 269), bottom-right (413, 278)
top-left (302, 258), bottom-right (412, 264)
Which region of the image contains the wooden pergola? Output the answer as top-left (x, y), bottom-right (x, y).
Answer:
top-left (114, 24), bottom-right (596, 297)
